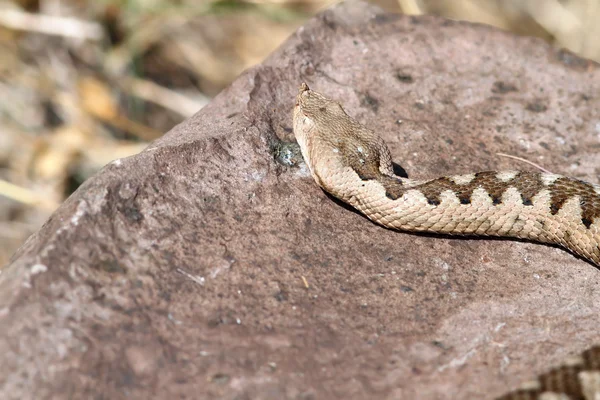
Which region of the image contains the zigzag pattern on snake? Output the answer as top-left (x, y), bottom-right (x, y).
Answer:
top-left (292, 83), bottom-right (600, 400)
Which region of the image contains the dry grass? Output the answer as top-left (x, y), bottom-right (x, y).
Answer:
top-left (0, 0), bottom-right (598, 267)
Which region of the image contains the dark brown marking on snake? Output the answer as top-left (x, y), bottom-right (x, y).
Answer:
top-left (355, 168), bottom-right (379, 181)
top-left (417, 177), bottom-right (454, 205)
top-left (510, 172), bottom-right (544, 206)
top-left (344, 140), bottom-right (384, 182)
top-left (382, 176), bottom-right (405, 200)
top-left (541, 364), bottom-right (585, 399)
top-left (583, 346), bottom-right (600, 369)
top-left (348, 155), bottom-right (379, 181)
top-left (345, 146), bottom-right (407, 200)
top-left (413, 171), bottom-right (546, 208)
top-left (354, 167), bottom-right (600, 228)
top-left (549, 177), bottom-right (600, 228)
top-left (459, 196), bottom-right (471, 205)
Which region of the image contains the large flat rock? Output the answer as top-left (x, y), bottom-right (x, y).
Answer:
top-left (1, 1), bottom-right (599, 399)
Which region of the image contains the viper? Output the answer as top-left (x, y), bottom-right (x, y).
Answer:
top-left (292, 83), bottom-right (600, 400)
top-left (293, 83), bottom-right (600, 267)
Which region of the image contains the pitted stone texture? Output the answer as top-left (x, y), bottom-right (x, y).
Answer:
top-left (1, 1), bottom-right (599, 399)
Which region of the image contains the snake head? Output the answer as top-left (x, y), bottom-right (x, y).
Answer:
top-left (295, 82), bottom-right (322, 115)
top-left (294, 82), bottom-right (347, 123)
top-left (296, 82), bottom-right (310, 103)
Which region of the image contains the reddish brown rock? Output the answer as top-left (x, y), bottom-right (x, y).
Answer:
top-left (1, 1), bottom-right (599, 399)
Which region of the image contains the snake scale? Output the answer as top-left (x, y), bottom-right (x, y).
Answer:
top-left (292, 83), bottom-right (600, 400)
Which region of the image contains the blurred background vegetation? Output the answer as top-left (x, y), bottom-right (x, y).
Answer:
top-left (1, 0), bottom-right (599, 266)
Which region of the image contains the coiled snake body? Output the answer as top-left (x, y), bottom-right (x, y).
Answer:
top-left (292, 83), bottom-right (600, 400)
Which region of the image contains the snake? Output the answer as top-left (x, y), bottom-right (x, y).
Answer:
top-left (292, 83), bottom-right (600, 399)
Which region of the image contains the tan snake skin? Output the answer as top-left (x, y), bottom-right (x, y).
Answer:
top-left (292, 83), bottom-right (600, 399)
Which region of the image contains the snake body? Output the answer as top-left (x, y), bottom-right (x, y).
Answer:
top-left (293, 83), bottom-right (600, 267)
top-left (292, 83), bottom-right (600, 400)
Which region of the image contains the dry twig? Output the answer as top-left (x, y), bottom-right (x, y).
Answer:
top-left (0, 8), bottom-right (103, 40)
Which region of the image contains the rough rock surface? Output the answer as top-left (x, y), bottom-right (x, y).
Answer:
top-left (1, 1), bottom-right (600, 399)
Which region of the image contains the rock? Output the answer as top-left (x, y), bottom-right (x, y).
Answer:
top-left (1, 1), bottom-right (599, 399)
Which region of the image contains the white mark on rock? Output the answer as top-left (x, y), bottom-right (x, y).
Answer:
top-left (176, 268), bottom-right (205, 286)
top-left (112, 159), bottom-right (122, 166)
top-left (332, 148), bottom-right (339, 153)
top-left (357, 146), bottom-right (364, 154)
top-left (250, 171), bottom-right (265, 182)
top-left (71, 200), bottom-right (87, 226)
top-left (519, 138), bottom-right (531, 149)
top-left (438, 349), bottom-right (477, 372)
top-left (210, 258), bottom-right (233, 279)
top-left (500, 355), bottom-right (511, 373)
top-left (434, 258), bottom-right (451, 271)
top-left (168, 313), bottom-right (183, 325)
top-left (89, 187), bottom-right (109, 214)
top-left (30, 264), bottom-right (48, 275)
top-left (118, 182), bottom-right (136, 200)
